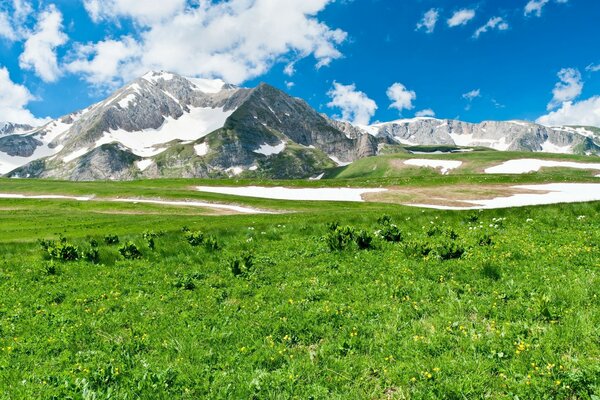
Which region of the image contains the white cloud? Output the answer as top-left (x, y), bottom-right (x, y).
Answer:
top-left (19, 5), bottom-right (68, 82)
top-left (387, 82), bottom-right (416, 113)
top-left (75, 0), bottom-right (347, 88)
top-left (416, 8), bottom-right (439, 34)
top-left (285, 81), bottom-right (295, 89)
top-left (415, 109), bottom-right (436, 118)
top-left (327, 82), bottom-right (378, 126)
top-left (525, 0), bottom-right (568, 17)
top-left (83, 0), bottom-right (187, 24)
top-left (283, 62), bottom-right (296, 76)
top-left (65, 36), bottom-right (143, 90)
top-left (0, 67), bottom-right (47, 125)
top-left (525, 0), bottom-right (550, 16)
top-left (462, 89), bottom-right (481, 101)
top-left (0, 12), bottom-right (16, 41)
top-left (586, 63), bottom-right (600, 73)
top-left (537, 96), bottom-right (600, 127)
top-left (473, 17), bottom-right (509, 38)
top-left (547, 68), bottom-right (583, 110)
top-left (447, 9), bottom-right (476, 27)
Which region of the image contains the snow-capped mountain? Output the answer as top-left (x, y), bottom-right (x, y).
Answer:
top-left (3, 71), bottom-right (376, 180)
top-left (1, 71), bottom-right (599, 181)
top-left (0, 122), bottom-right (35, 136)
top-left (358, 118), bottom-right (600, 154)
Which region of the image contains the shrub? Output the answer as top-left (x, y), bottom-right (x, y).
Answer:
top-left (83, 248), bottom-right (100, 263)
top-left (377, 214), bottom-right (392, 225)
top-left (478, 233), bottom-right (493, 246)
top-left (119, 242), bottom-right (142, 260)
top-left (380, 224), bottom-right (403, 242)
top-left (204, 235), bottom-right (220, 251)
top-left (186, 231), bottom-right (204, 246)
top-left (325, 226), bottom-right (355, 251)
top-left (104, 234), bottom-right (119, 245)
top-left (434, 240), bottom-right (465, 261)
top-left (143, 231), bottom-right (158, 250)
top-left (230, 252), bottom-right (254, 277)
top-left (355, 230), bottom-right (375, 250)
top-left (327, 221), bottom-right (340, 231)
top-left (40, 237), bottom-right (80, 262)
top-left (174, 276), bottom-right (196, 291)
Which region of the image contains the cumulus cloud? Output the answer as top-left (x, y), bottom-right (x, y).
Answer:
top-left (537, 96), bottom-right (600, 127)
top-left (447, 9), bottom-right (476, 27)
top-left (387, 82), bottom-right (416, 113)
top-left (19, 5), bottom-right (68, 82)
top-left (473, 17), bottom-right (509, 38)
top-left (74, 0), bottom-right (347, 88)
top-left (416, 8), bottom-right (439, 34)
top-left (65, 36), bottom-right (143, 90)
top-left (327, 82), bottom-right (378, 126)
top-left (547, 68), bottom-right (583, 110)
top-left (83, 0), bottom-right (187, 24)
top-left (0, 67), bottom-right (47, 125)
top-left (415, 109), bottom-right (436, 118)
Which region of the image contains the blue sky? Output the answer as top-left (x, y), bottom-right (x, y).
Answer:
top-left (1, 0), bottom-right (599, 127)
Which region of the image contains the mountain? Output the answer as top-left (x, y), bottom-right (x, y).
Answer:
top-left (3, 71), bottom-right (377, 180)
top-left (1, 71), bottom-right (599, 181)
top-left (0, 122), bottom-right (35, 136)
top-left (358, 118), bottom-right (600, 155)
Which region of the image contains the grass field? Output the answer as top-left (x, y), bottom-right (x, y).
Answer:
top-left (1, 151), bottom-right (600, 399)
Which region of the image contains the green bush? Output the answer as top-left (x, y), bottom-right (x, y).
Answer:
top-left (104, 234), bottom-right (119, 245)
top-left (325, 226), bottom-right (356, 251)
top-left (355, 230), bottom-right (375, 250)
top-left (119, 242), bottom-right (142, 260)
top-left (83, 248), bottom-right (100, 263)
top-left (204, 235), bottom-right (220, 251)
top-left (40, 237), bottom-right (80, 261)
top-left (380, 224), bottom-right (403, 242)
top-left (230, 252), bottom-right (254, 277)
top-left (377, 214), bottom-right (392, 225)
top-left (185, 231), bottom-right (204, 246)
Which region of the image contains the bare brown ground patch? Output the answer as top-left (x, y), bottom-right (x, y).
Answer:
top-left (362, 184), bottom-right (547, 207)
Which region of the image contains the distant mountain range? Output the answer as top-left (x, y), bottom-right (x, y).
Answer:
top-left (1, 71), bottom-right (598, 180)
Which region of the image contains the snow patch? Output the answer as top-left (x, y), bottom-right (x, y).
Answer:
top-left (485, 159), bottom-right (600, 174)
top-left (194, 142), bottom-right (209, 157)
top-left (188, 77), bottom-right (226, 94)
top-left (136, 159), bottom-right (154, 171)
top-left (117, 94), bottom-right (137, 109)
top-left (63, 148), bottom-right (89, 163)
top-left (94, 106), bottom-right (233, 157)
top-left (143, 71), bottom-right (175, 83)
top-left (254, 142), bottom-right (285, 156)
top-left (404, 159), bottom-right (463, 174)
top-left (541, 141), bottom-right (573, 154)
top-left (196, 186), bottom-right (387, 202)
top-left (329, 155), bottom-right (352, 166)
top-left (410, 183), bottom-right (600, 210)
top-left (309, 173), bottom-right (325, 180)
top-left (226, 166), bottom-right (244, 176)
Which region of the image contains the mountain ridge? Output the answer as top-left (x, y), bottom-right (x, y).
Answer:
top-left (1, 71), bottom-right (599, 181)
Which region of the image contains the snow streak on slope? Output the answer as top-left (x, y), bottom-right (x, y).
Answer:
top-left (94, 106), bottom-right (235, 157)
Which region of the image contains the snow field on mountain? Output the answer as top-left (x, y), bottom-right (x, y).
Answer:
top-left (485, 159), bottom-right (600, 174)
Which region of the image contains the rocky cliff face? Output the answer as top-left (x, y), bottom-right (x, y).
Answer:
top-left (0, 122), bottom-right (35, 136)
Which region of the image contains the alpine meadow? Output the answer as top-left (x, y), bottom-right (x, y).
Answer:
top-left (1, 0), bottom-right (600, 399)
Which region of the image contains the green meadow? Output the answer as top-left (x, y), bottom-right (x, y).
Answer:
top-left (1, 151), bottom-right (600, 399)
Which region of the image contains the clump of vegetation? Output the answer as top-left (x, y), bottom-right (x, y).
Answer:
top-left (380, 224), bottom-right (403, 242)
top-left (104, 234), bottom-right (120, 245)
top-left (325, 225), bottom-right (356, 251)
top-left (39, 237), bottom-right (80, 261)
top-left (203, 235), bottom-right (220, 251)
top-left (118, 242), bottom-right (142, 260)
top-left (355, 230), bottom-right (375, 250)
top-left (377, 214), bottom-right (392, 225)
top-left (185, 231), bottom-right (205, 246)
top-left (143, 230), bottom-right (158, 250)
top-left (230, 252), bottom-right (254, 277)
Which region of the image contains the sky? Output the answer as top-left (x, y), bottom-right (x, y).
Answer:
top-left (0, 0), bottom-right (599, 128)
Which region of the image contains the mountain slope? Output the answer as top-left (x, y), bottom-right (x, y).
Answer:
top-left (6, 72), bottom-right (376, 180)
top-left (360, 118), bottom-right (600, 155)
